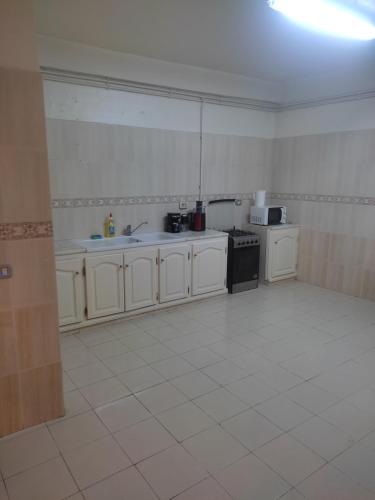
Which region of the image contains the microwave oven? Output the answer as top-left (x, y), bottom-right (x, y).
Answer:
top-left (250, 206), bottom-right (287, 225)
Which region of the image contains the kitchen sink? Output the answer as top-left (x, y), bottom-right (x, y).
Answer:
top-left (137, 232), bottom-right (177, 242)
top-left (77, 236), bottom-right (142, 251)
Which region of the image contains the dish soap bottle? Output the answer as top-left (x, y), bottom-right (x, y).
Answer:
top-left (104, 213), bottom-right (116, 238)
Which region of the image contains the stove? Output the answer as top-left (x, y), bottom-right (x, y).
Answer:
top-left (224, 229), bottom-right (260, 293)
top-left (224, 229), bottom-right (260, 248)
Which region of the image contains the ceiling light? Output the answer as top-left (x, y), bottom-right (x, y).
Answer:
top-left (268, 0), bottom-right (375, 40)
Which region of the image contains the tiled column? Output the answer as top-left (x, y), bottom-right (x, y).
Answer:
top-left (0, 0), bottom-right (64, 436)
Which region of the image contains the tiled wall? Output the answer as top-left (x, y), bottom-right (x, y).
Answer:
top-left (272, 127), bottom-right (375, 300)
top-left (0, 0), bottom-right (63, 436)
top-left (44, 85), bottom-right (274, 240)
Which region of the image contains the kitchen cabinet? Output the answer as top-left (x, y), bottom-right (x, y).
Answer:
top-left (56, 233), bottom-right (228, 332)
top-left (86, 253), bottom-right (125, 319)
top-left (249, 224), bottom-right (299, 282)
top-left (56, 256), bottom-right (85, 326)
top-left (124, 248), bottom-right (158, 311)
top-left (192, 239), bottom-right (227, 295)
top-left (159, 244), bottom-right (190, 303)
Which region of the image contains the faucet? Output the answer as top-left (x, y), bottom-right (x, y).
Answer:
top-left (124, 221), bottom-right (148, 236)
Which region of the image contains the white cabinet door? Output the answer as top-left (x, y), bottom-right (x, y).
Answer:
top-left (268, 228), bottom-right (299, 281)
top-left (86, 253), bottom-right (125, 319)
top-left (192, 238), bottom-right (227, 296)
top-left (159, 244), bottom-right (190, 303)
top-left (124, 248), bottom-right (158, 311)
top-left (56, 257), bottom-right (84, 326)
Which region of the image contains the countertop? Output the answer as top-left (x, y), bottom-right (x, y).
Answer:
top-left (55, 229), bottom-right (228, 256)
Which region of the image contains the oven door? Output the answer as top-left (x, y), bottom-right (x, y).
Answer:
top-left (267, 207), bottom-right (282, 225)
top-left (228, 245), bottom-right (260, 293)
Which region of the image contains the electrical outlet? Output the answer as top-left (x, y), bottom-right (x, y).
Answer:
top-left (179, 201), bottom-right (187, 210)
top-left (0, 265), bottom-right (12, 279)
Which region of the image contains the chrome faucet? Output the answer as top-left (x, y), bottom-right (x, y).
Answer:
top-left (124, 221), bottom-right (148, 236)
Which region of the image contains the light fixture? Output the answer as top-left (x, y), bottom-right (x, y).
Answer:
top-left (268, 0), bottom-right (375, 40)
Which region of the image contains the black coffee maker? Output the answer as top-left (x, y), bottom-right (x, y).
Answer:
top-left (166, 213), bottom-right (182, 233)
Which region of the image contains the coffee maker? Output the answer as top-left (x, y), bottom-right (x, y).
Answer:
top-left (166, 213), bottom-right (182, 233)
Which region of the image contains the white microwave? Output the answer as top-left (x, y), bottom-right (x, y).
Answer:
top-left (250, 206), bottom-right (287, 225)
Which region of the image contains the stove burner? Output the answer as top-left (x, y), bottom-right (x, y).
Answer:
top-left (224, 229), bottom-right (257, 238)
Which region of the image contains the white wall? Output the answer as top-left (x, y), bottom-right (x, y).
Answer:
top-left (38, 35), bottom-right (283, 103)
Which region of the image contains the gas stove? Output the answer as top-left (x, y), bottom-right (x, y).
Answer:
top-left (224, 229), bottom-right (260, 248)
top-left (224, 228), bottom-right (260, 293)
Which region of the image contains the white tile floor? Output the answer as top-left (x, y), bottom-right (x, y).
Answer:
top-left (2, 281), bottom-right (375, 499)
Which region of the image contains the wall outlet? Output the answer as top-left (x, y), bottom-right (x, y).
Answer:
top-left (0, 265), bottom-right (12, 279)
top-left (179, 201), bottom-right (187, 210)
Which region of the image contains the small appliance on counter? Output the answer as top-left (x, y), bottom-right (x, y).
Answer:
top-left (189, 200), bottom-right (206, 231)
top-left (250, 205), bottom-right (287, 225)
top-left (166, 213), bottom-right (183, 233)
top-left (250, 190), bottom-right (286, 225)
top-left (224, 228), bottom-right (260, 293)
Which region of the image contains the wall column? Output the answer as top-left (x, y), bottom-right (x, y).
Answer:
top-left (0, 0), bottom-right (64, 436)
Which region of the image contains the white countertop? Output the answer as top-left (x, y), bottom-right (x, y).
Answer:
top-left (55, 230), bottom-right (228, 256)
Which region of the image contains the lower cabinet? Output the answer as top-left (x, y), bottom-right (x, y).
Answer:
top-left (159, 244), bottom-right (190, 303)
top-left (268, 227), bottom-right (299, 281)
top-left (56, 236), bottom-right (228, 329)
top-left (124, 248), bottom-right (158, 311)
top-left (56, 257), bottom-right (85, 327)
top-left (192, 239), bottom-right (227, 296)
top-left (86, 253), bottom-right (125, 319)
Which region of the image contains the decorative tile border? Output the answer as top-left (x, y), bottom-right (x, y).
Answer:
top-left (0, 221), bottom-right (53, 241)
top-left (52, 193), bottom-right (254, 208)
top-left (271, 193), bottom-right (375, 206)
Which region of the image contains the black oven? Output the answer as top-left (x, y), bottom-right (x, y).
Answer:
top-left (226, 230), bottom-right (260, 293)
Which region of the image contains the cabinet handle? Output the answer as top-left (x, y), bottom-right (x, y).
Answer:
top-left (160, 258), bottom-right (165, 263)
top-left (194, 253), bottom-right (197, 258)
top-left (125, 264), bottom-right (129, 269)
top-left (119, 265), bottom-right (123, 269)
top-left (75, 271), bottom-right (80, 275)
top-left (274, 241), bottom-right (278, 245)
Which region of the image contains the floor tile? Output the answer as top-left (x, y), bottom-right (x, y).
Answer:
top-left (202, 360), bottom-right (250, 385)
top-left (49, 411), bottom-right (108, 452)
top-left (164, 333), bottom-right (206, 354)
top-left (121, 331), bottom-right (158, 350)
top-left (319, 400), bottom-right (375, 440)
top-left (145, 324), bottom-right (185, 342)
top-left (213, 453), bottom-right (290, 500)
top-left (253, 365), bottom-right (303, 392)
top-left (255, 395), bottom-right (313, 431)
top-left (5, 457), bottom-right (77, 500)
top-left (194, 388), bottom-right (248, 422)
top-left (136, 343), bottom-right (176, 364)
top-left (345, 388), bottom-right (375, 414)
top-left (90, 340), bottom-right (129, 360)
top-left (333, 442), bottom-right (375, 493)
top-left (182, 425), bottom-right (248, 473)
top-left (63, 435), bottom-right (130, 489)
top-left (63, 372), bottom-right (76, 393)
top-left (62, 346), bottom-right (98, 371)
top-left (174, 477), bottom-right (232, 500)
top-left (0, 481), bottom-right (7, 500)
top-left (182, 347), bottom-right (224, 368)
top-left (137, 445), bottom-right (208, 500)
top-left (67, 361), bottom-right (113, 388)
top-left (279, 489), bottom-right (306, 500)
top-left (95, 396), bottom-right (150, 432)
top-left (171, 371), bottom-right (219, 399)
top-left (103, 351), bottom-right (146, 374)
top-left (151, 356), bottom-right (195, 380)
top-left (106, 320), bottom-right (143, 338)
top-left (208, 340), bottom-right (246, 358)
top-left (83, 466), bottom-right (158, 500)
top-left (136, 382), bottom-right (187, 414)
top-left (297, 463), bottom-right (375, 500)
top-left (157, 402), bottom-right (215, 441)
top-left (290, 416), bottom-right (354, 460)
top-left (118, 365), bottom-right (165, 393)
top-left (114, 418), bottom-right (176, 463)
top-left (226, 375), bottom-right (277, 406)
top-left (50, 389), bottom-right (90, 422)
top-left (254, 434), bottom-right (325, 486)
top-left (76, 327), bottom-right (116, 346)
top-left (222, 408), bottom-right (282, 451)
top-left (79, 377), bottom-right (130, 408)
top-left (0, 426), bottom-right (58, 478)
top-left (285, 381), bottom-right (340, 414)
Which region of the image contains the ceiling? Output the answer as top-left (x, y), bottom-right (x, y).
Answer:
top-left (33, 0), bottom-right (375, 83)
